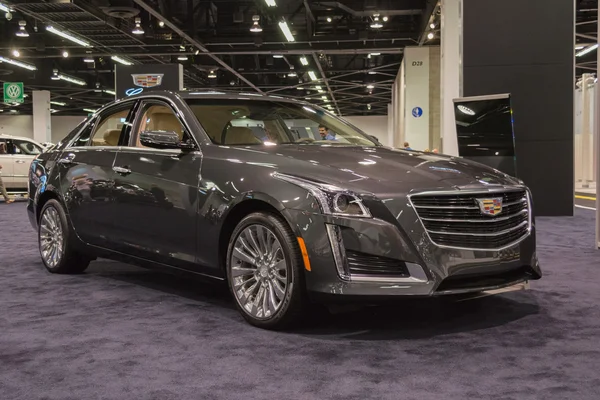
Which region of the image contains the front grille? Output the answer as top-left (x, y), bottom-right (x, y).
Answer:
top-left (346, 250), bottom-right (410, 277)
top-left (410, 189), bottom-right (530, 250)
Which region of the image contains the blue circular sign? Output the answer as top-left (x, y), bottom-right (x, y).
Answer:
top-left (412, 107), bottom-right (423, 118)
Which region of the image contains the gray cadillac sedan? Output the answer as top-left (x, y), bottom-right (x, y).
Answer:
top-left (27, 90), bottom-right (541, 329)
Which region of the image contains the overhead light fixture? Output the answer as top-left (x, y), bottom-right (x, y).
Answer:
top-left (288, 70), bottom-right (297, 77)
top-left (51, 109), bottom-right (59, 113)
top-left (58, 73), bottom-right (86, 86)
top-left (111, 55), bottom-right (133, 65)
top-left (321, 96), bottom-right (327, 100)
top-left (177, 55), bottom-right (188, 61)
top-left (370, 52), bottom-right (381, 56)
top-left (327, 17), bottom-right (332, 23)
top-left (250, 15), bottom-right (262, 33)
top-left (278, 21), bottom-right (295, 42)
top-left (264, 0), bottom-right (277, 6)
top-left (430, 22), bottom-right (436, 29)
top-left (308, 71), bottom-right (318, 81)
top-left (103, 89), bottom-right (116, 96)
top-left (62, 50), bottom-right (69, 58)
top-left (83, 108), bottom-right (97, 113)
top-left (367, 104), bottom-right (372, 110)
top-left (315, 85), bottom-right (322, 90)
top-left (576, 45), bottom-right (585, 50)
top-left (427, 32), bottom-right (435, 40)
top-left (318, 89), bottom-right (325, 93)
top-left (576, 44), bottom-right (599, 57)
top-left (370, 14), bottom-right (383, 29)
top-left (0, 3), bottom-right (10, 12)
top-left (51, 69), bottom-right (60, 79)
top-left (0, 56), bottom-right (36, 71)
top-left (296, 86), bottom-right (304, 90)
top-left (16, 20), bottom-right (29, 37)
top-left (10, 109), bottom-right (17, 113)
top-left (457, 105), bottom-right (475, 115)
top-left (132, 17), bottom-right (144, 35)
top-left (300, 56), bottom-right (309, 66)
top-left (383, 16), bottom-right (389, 22)
top-left (46, 25), bottom-right (91, 47)
top-left (83, 53), bottom-right (94, 63)
top-left (158, 20), bottom-right (165, 28)
top-left (366, 84), bottom-right (375, 89)
top-left (208, 70), bottom-right (217, 78)
top-left (368, 71), bottom-right (377, 75)
top-left (12, 49), bottom-right (20, 57)
top-left (273, 54), bottom-right (284, 59)
top-left (50, 101), bottom-right (66, 106)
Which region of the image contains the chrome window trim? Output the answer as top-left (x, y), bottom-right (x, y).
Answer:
top-left (407, 186), bottom-right (532, 252)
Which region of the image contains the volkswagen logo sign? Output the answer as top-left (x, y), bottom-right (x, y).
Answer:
top-left (125, 87), bottom-right (144, 96)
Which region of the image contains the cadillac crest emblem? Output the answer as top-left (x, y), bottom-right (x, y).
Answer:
top-left (131, 73), bottom-right (164, 88)
top-left (476, 198), bottom-right (503, 216)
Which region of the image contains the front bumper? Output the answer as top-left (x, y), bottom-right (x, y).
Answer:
top-left (286, 207), bottom-right (541, 301)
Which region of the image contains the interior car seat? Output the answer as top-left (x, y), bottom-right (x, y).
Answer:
top-left (224, 127), bottom-right (262, 145)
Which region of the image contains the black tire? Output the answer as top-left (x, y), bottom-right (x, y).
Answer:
top-left (38, 199), bottom-right (91, 274)
top-left (226, 212), bottom-right (307, 330)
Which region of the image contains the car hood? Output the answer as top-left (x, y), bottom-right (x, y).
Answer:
top-left (253, 145), bottom-right (518, 193)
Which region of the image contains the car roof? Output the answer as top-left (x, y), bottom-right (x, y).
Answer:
top-left (121, 89), bottom-right (303, 104)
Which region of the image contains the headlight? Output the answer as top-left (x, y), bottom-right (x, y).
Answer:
top-left (273, 172), bottom-right (372, 218)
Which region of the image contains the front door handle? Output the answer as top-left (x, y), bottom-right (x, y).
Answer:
top-left (57, 153), bottom-right (76, 165)
top-left (113, 166), bottom-right (132, 175)
top-left (15, 160), bottom-right (26, 164)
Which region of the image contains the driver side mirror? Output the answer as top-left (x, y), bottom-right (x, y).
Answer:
top-left (139, 130), bottom-right (195, 150)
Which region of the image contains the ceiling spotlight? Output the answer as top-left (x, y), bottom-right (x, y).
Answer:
top-left (250, 15), bottom-right (263, 33)
top-left (132, 17), bottom-right (144, 35)
top-left (208, 70), bottom-right (217, 78)
top-left (16, 20), bottom-right (28, 37)
top-left (158, 20), bottom-right (165, 28)
top-left (83, 52), bottom-right (94, 63)
top-left (264, 0), bottom-right (276, 6)
top-left (367, 104), bottom-right (372, 110)
top-left (111, 55), bottom-right (133, 65)
top-left (327, 17), bottom-right (332, 22)
top-left (427, 32), bottom-right (435, 40)
top-left (62, 50), bottom-right (69, 58)
top-left (288, 69), bottom-right (297, 77)
top-left (370, 14), bottom-right (383, 29)
top-left (308, 71), bottom-right (318, 81)
top-left (46, 25), bottom-right (90, 47)
top-left (278, 20), bottom-right (295, 42)
top-left (300, 56), bottom-right (309, 66)
top-left (12, 49), bottom-right (20, 57)
top-left (382, 16), bottom-right (389, 22)
top-left (51, 69), bottom-right (59, 79)
top-left (430, 22), bottom-right (436, 29)
top-left (177, 47), bottom-right (188, 61)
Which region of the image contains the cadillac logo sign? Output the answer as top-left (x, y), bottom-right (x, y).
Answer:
top-left (476, 198), bottom-right (503, 216)
top-left (131, 74), bottom-right (164, 88)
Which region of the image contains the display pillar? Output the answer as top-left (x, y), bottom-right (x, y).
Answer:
top-left (32, 90), bottom-right (51, 144)
top-left (462, 0), bottom-right (574, 216)
top-left (440, 0), bottom-right (462, 156)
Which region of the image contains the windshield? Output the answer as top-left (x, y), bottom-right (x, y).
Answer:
top-left (185, 98), bottom-right (379, 147)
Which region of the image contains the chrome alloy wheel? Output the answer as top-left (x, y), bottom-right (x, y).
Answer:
top-left (230, 224), bottom-right (289, 320)
top-left (39, 207), bottom-right (64, 268)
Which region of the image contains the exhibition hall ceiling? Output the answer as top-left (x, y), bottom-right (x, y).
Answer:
top-left (576, 0), bottom-right (598, 77)
top-left (0, 0), bottom-right (440, 116)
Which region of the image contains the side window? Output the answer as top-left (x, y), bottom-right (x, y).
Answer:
top-left (90, 107), bottom-right (131, 147)
top-left (71, 121), bottom-right (95, 147)
top-left (14, 140), bottom-right (43, 155)
top-left (132, 103), bottom-right (188, 148)
top-left (0, 139), bottom-right (7, 155)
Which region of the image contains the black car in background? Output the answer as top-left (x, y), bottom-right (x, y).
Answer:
top-left (27, 91), bottom-right (541, 329)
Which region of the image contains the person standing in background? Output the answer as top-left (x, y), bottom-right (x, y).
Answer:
top-left (318, 125), bottom-right (337, 141)
top-left (403, 142), bottom-right (412, 150)
top-left (0, 143), bottom-right (14, 204)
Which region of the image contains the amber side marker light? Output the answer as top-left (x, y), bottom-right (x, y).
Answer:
top-left (297, 237), bottom-right (311, 271)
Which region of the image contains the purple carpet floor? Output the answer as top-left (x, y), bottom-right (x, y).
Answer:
top-left (1, 201), bottom-right (599, 400)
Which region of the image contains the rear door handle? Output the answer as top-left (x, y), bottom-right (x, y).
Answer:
top-left (113, 166), bottom-right (131, 175)
top-left (15, 160), bottom-right (26, 164)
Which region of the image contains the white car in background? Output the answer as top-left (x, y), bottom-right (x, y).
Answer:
top-left (0, 134), bottom-right (45, 191)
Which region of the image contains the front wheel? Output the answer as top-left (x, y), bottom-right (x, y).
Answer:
top-left (226, 212), bottom-right (306, 329)
top-left (38, 199), bottom-right (91, 274)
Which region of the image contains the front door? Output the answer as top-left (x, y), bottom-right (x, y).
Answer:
top-left (109, 100), bottom-right (202, 269)
top-left (58, 101), bottom-right (136, 247)
top-left (11, 139), bottom-right (44, 189)
top-left (0, 139), bottom-right (14, 188)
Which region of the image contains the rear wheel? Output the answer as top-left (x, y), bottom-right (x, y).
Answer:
top-left (226, 212), bottom-right (306, 329)
top-left (38, 199), bottom-right (90, 274)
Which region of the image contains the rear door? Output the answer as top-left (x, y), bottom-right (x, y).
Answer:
top-left (109, 99), bottom-right (202, 269)
top-left (0, 139), bottom-right (14, 188)
top-left (58, 101), bottom-right (136, 247)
